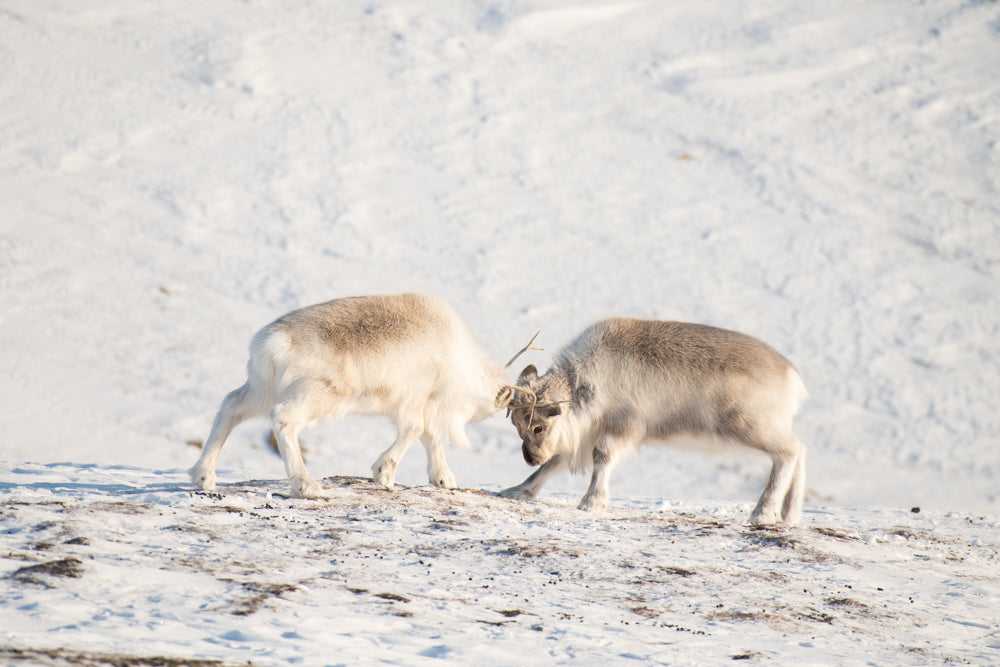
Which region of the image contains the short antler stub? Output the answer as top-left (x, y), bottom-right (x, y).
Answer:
top-left (504, 331), bottom-right (542, 369)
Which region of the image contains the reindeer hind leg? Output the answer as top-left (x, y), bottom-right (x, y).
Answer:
top-left (780, 439), bottom-right (806, 524)
top-left (190, 383), bottom-right (259, 491)
top-left (270, 379), bottom-right (337, 499)
top-left (749, 436), bottom-right (803, 526)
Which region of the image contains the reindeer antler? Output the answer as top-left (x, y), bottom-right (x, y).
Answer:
top-left (504, 331), bottom-right (543, 369)
top-left (503, 384), bottom-right (537, 418)
top-left (504, 384), bottom-right (571, 426)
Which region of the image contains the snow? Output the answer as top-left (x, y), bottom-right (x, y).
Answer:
top-left (3, 463), bottom-right (999, 666)
top-left (1, 0), bottom-right (998, 664)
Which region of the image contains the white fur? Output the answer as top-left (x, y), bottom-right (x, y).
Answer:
top-left (190, 293), bottom-right (512, 498)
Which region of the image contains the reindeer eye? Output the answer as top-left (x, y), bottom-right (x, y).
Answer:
top-left (532, 425), bottom-right (545, 435)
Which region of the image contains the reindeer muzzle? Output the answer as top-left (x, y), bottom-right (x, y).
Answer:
top-left (522, 441), bottom-right (541, 466)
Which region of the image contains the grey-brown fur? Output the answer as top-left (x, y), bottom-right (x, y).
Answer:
top-left (279, 294), bottom-right (442, 353)
top-left (501, 318), bottom-right (808, 525)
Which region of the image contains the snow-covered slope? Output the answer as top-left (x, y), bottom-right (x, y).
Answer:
top-left (1, 0), bottom-right (999, 664)
top-left (3, 462), bottom-right (999, 666)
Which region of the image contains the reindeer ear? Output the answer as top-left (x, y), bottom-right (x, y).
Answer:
top-left (495, 386), bottom-right (513, 410)
top-left (540, 404), bottom-right (562, 418)
top-left (517, 365), bottom-right (538, 385)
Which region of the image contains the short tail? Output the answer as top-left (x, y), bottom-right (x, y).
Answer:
top-left (243, 327), bottom-right (293, 415)
top-left (788, 366), bottom-right (809, 416)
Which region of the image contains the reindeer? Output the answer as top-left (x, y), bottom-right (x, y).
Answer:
top-left (190, 293), bottom-right (539, 498)
top-left (500, 318), bottom-right (808, 525)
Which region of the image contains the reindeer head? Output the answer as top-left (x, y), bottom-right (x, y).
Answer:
top-left (509, 365), bottom-right (571, 466)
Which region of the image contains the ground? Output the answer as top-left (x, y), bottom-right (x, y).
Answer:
top-left (2, 463), bottom-right (997, 665)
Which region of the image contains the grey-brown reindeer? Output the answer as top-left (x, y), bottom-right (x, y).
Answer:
top-left (500, 318), bottom-right (808, 525)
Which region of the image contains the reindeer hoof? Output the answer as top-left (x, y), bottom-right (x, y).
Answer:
top-left (290, 478), bottom-right (328, 499)
top-left (431, 469), bottom-right (457, 489)
top-left (189, 467), bottom-right (216, 491)
top-left (498, 486), bottom-right (535, 501)
top-left (577, 494), bottom-right (608, 512)
top-left (748, 511), bottom-right (780, 526)
top-left (372, 460), bottom-right (397, 491)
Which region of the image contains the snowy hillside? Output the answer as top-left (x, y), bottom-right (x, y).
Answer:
top-left (2, 463), bottom-right (999, 666)
top-left (1, 0), bottom-right (999, 664)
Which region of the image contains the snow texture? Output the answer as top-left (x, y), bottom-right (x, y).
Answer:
top-left (1, 0), bottom-right (998, 664)
top-left (2, 463), bottom-right (999, 665)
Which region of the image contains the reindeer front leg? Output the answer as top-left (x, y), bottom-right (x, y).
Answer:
top-left (578, 435), bottom-right (629, 512)
top-left (420, 431), bottom-right (457, 489)
top-left (373, 419), bottom-right (423, 491)
top-left (499, 454), bottom-right (566, 500)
